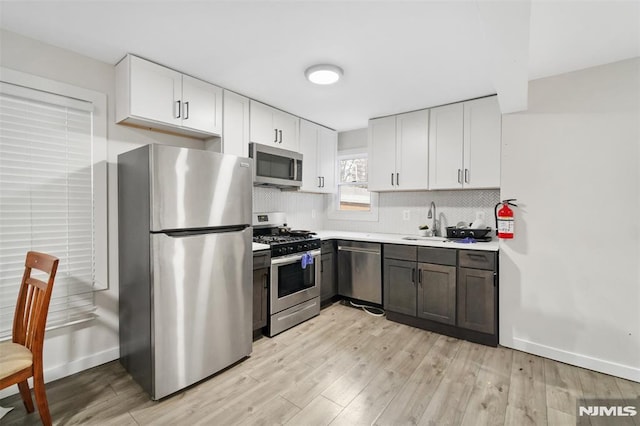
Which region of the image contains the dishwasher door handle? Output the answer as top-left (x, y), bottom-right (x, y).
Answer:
top-left (337, 246), bottom-right (381, 255)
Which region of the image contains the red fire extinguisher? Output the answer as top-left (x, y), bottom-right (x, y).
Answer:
top-left (495, 199), bottom-right (517, 239)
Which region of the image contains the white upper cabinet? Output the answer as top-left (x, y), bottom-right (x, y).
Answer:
top-left (428, 95), bottom-right (501, 189)
top-left (395, 110), bottom-right (430, 190)
top-left (250, 101), bottom-right (299, 152)
top-left (463, 96), bottom-right (501, 189)
top-left (368, 110), bottom-right (429, 192)
top-left (222, 90), bottom-right (250, 157)
top-left (116, 55), bottom-right (222, 137)
top-left (428, 103), bottom-right (464, 189)
top-left (368, 115), bottom-right (396, 191)
top-left (299, 119), bottom-right (336, 193)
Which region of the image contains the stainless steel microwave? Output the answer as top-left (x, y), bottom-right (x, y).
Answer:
top-left (249, 143), bottom-right (302, 189)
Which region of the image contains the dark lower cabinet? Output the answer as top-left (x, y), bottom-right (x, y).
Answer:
top-left (383, 258), bottom-right (416, 316)
top-left (383, 244), bottom-right (498, 347)
top-left (457, 251), bottom-right (496, 335)
top-left (320, 241), bottom-right (337, 305)
top-left (253, 251), bottom-right (270, 331)
top-left (417, 263), bottom-right (456, 325)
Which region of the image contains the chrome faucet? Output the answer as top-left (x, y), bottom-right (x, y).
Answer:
top-left (427, 201), bottom-right (437, 236)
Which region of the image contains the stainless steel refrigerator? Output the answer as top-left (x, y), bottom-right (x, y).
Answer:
top-left (118, 144), bottom-right (253, 400)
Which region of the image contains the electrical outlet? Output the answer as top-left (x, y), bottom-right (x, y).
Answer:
top-left (403, 210), bottom-right (410, 221)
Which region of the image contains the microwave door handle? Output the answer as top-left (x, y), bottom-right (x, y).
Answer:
top-left (290, 158), bottom-right (295, 179)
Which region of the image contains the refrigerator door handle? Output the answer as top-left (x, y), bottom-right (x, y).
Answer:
top-left (161, 225), bottom-right (249, 237)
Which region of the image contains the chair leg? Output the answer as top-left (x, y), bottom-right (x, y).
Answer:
top-left (33, 372), bottom-right (52, 426)
top-left (17, 380), bottom-right (34, 412)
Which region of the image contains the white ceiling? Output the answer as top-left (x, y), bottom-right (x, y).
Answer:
top-left (0, 1), bottom-right (638, 131)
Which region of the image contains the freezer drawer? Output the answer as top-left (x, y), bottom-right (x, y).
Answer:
top-left (150, 228), bottom-right (252, 399)
top-left (337, 241), bottom-right (382, 304)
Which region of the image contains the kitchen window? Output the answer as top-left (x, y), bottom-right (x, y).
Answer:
top-left (0, 70), bottom-right (107, 339)
top-left (328, 151), bottom-right (378, 221)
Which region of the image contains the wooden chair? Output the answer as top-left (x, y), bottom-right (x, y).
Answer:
top-left (0, 251), bottom-right (59, 426)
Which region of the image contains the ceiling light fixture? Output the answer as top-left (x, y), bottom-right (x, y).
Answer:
top-left (305, 64), bottom-right (343, 85)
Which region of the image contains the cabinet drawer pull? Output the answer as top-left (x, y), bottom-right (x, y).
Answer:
top-left (175, 100), bottom-right (181, 119)
top-left (464, 168), bottom-right (469, 183)
top-left (183, 101), bottom-right (189, 120)
top-left (457, 169), bottom-right (462, 184)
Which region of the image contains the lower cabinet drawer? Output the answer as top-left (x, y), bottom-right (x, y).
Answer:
top-left (458, 250), bottom-right (495, 270)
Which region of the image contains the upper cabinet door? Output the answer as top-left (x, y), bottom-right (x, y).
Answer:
top-left (299, 119), bottom-right (320, 191)
top-left (181, 75), bottom-right (222, 135)
top-left (249, 101), bottom-right (276, 145)
top-left (273, 110), bottom-right (299, 152)
top-left (127, 55), bottom-right (182, 127)
top-left (396, 109), bottom-right (429, 190)
top-left (368, 116), bottom-right (396, 191)
top-left (222, 90), bottom-right (250, 157)
top-left (463, 96), bottom-right (501, 189)
top-left (317, 126), bottom-right (337, 193)
top-left (428, 103), bottom-right (464, 189)
top-left (299, 120), bottom-right (336, 194)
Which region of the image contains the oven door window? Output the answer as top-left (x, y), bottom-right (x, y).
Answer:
top-left (278, 262), bottom-right (315, 298)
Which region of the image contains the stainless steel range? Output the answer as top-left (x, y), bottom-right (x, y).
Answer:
top-left (253, 212), bottom-right (321, 336)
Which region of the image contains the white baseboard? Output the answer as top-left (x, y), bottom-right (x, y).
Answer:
top-left (0, 346), bottom-right (120, 400)
top-left (508, 338), bottom-right (640, 383)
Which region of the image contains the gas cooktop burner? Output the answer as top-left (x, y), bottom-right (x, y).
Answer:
top-left (253, 234), bottom-right (315, 245)
top-left (253, 233), bottom-right (321, 257)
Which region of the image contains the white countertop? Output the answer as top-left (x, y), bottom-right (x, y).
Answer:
top-left (252, 242), bottom-right (270, 252)
top-left (313, 230), bottom-right (499, 252)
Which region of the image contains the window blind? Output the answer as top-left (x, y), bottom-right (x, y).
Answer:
top-left (0, 82), bottom-right (97, 339)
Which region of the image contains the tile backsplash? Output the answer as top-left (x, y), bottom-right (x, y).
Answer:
top-left (253, 186), bottom-right (500, 236)
top-left (253, 187), bottom-right (324, 230)
top-left (324, 189), bottom-right (500, 235)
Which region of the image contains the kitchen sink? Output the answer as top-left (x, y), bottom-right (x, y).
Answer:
top-left (402, 236), bottom-right (450, 242)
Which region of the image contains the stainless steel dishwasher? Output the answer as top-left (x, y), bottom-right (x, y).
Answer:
top-left (337, 240), bottom-right (382, 304)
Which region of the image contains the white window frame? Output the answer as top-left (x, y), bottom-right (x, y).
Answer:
top-left (327, 149), bottom-right (378, 222)
top-left (0, 67), bottom-right (108, 337)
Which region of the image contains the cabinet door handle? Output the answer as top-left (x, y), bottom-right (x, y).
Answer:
top-left (321, 176), bottom-right (325, 187)
top-left (263, 273), bottom-right (268, 289)
top-left (419, 269), bottom-right (423, 286)
top-left (318, 177), bottom-right (322, 187)
top-left (396, 173), bottom-right (399, 186)
top-left (274, 129), bottom-right (278, 143)
top-left (391, 173), bottom-right (394, 186)
top-left (457, 169), bottom-right (462, 184)
top-left (464, 168), bottom-right (469, 183)
top-left (320, 260), bottom-right (324, 273)
top-left (279, 129), bottom-right (283, 143)
top-left (183, 101), bottom-right (189, 120)
top-left (175, 100), bottom-right (181, 119)
top-left (412, 268), bottom-right (415, 283)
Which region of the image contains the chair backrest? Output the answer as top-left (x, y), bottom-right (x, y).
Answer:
top-left (12, 251), bottom-right (59, 356)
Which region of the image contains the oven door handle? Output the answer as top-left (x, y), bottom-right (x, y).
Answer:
top-left (271, 249), bottom-right (321, 266)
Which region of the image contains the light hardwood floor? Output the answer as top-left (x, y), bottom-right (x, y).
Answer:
top-left (2, 302), bottom-right (639, 425)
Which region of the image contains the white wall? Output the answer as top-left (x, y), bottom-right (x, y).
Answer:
top-left (500, 58), bottom-right (640, 381)
top-left (0, 30), bottom-right (205, 397)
